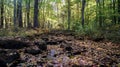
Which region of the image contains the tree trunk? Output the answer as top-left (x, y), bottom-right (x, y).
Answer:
top-left (13, 0), bottom-right (17, 28)
top-left (81, 0), bottom-right (86, 28)
top-left (96, 0), bottom-right (99, 26)
top-left (17, 0), bottom-right (23, 27)
top-left (113, 0), bottom-right (116, 24)
top-left (76, 3), bottom-right (80, 22)
top-left (118, 0), bottom-right (120, 24)
top-left (0, 0), bottom-right (4, 28)
top-left (98, 0), bottom-right (102, 27)
top-left (26, 0), bottom-right (31, 28)
top-left (33, 0), bottom-right (39, 28)
top-left (67, 0), bottom-right (71, 30)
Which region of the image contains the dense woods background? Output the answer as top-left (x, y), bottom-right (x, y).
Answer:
top-left (0, 0), bottom-right (120, 42)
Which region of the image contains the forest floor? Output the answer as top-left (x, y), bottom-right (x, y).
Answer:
top-left (0, 30), bottom-right (120, 67)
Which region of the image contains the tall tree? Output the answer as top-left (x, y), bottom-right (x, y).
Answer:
top-left (76, 2), bottom-right (80, 22)
top-left (17, 0), bottom-right (23, 27)
top-left (113, 0), bottom-right (116, 24)
top-left (81, 0), bottom-right (86, 28)
top-left (67, 0), bottom-right (71, 30)
top-left (33, 0), bottom-right (39, 28)
top-left (14, 0), bottom-right (17, 27)
top-left (97, 0), bottom-right (103, 27)
top-left (26, 0), bottom-right (31, 28)
top-left (118, 0), bottom-right (120, 24)
top-left (0, 0), bottom-right (4, 28)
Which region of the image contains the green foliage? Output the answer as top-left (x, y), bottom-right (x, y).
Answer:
top-left (72, 21), bottom-right (98, 36)
top-left (72, 20), bottom-right (120, 43)
top-left (0, 28), bottom-right (27, 37)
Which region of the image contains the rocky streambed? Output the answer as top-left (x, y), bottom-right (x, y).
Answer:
top-left (0, 31), bottom-right (120, 67)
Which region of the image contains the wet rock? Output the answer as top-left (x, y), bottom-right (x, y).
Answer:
top-left (7, 53), bottom-right (20, 64)
top-left (34, 41), bottom-right (41, 45)
top-left (75, 36), bottom-right (84, 40)
top-left (50, 49), bottom-right (56, 57)
top-left (66, 33), bottom-right (74, 36)
top-left (39, 46), bottom-right (47, 51)
top-left (62, 56), bottom-right (70, 66)
top-left (0, 40), bottom-right (29, 49)
top-left (67, 52), bottom-right (73, 57)
top-left (26, 35), bottom-right (34, 40)
top-left (27, 65), bottom-right (37, 67)
top-left (99, 64), bottom-right (107, 67)
top-left (10, 59), bottom-right (24, 67)
top-left (73, 51), bottom-right (81, 55)
top-left (101, 57), bottom-right (115, 65)
top-left (93, 37), bottom-right (104, 42)
top-left (0, 50), bottom-right (7, 54)
top-left (41, 37), bottom-right (49, 41)
top-left (72, 64), bottom-right (80, 67)
top-left (42, 55), bottom-right (47, 58)
top-left (111, 54), bottom-right (120, 58)
top-left (34, 40), bottom-right (46, 45)
top-left (25, 49), bottom-right (42, 55)
top-left (46, 41), bottom-right (58, 45)
top-left (65, 46), bottom-right (73, 51)
top-left (0, 58), bottom-right (7, 67)
top-left (79, 46), bottom-right (87, 53)
top-left (0, 51), bottom-right (20, 66)
top-left (57, 40), bottom-right (64, 44)
top-left (38, 44), bottom-right (47, 51)
top-left (47, 65), bottom-right (54, 67)
top-left (60, 44), bottom-right (65, 48)
top-left (34, 41), bottom-right (47, 51)
top-left (37, 61), bottom-right (45, 67)
top-left (34, 34), bottom-right (41, 37)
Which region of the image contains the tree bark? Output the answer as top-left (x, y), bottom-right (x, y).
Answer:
top-left (0, 0), bottom-right (4, 28)
top-left (17, 0), bottom-right (23, 27)
top-left (81, 0), bottom-right (86, 28)
top-left (113, 0), bottom-right (116, 24)
top-left (33, 0), bottom-right (39, 28)
top-left (67, 0), bottom-right (71, 30)
top-left (118, 0), bottom-right (120, 24)
top-left (26, 0), bottom-right (31, 28)
top-left (13, 0), bottom-right (17, 27)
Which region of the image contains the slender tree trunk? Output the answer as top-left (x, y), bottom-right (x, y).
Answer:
top-left (98, 0), bottom-right (102, 27)
top-left (67, 0), bottom-right (71, 30)
top-left (42, 0), bottom-right (45, 29)
top-left (33, 0), bottom-right (39, 28)
top-left (96, 0), bottom-right (103, 27)
top-left (57, 3), bottom-right (59, 23)
top-left (0, 0), bottom-right (4, 28)
top-left (17, 0), bottom-right (23, 27)
top-left (81, 0), bottom-right (86, 28)
top-left (102, 0), bottom-right (105, 26)
top-left (76, 3), bottom-right (79, 22)
top-left (43, 8), bottom-right (46, 28)
top-left (26, 0), bottom-right (31, 28)
top-left (118, 0), bottom-right (120, 24)
top-left (113, 0), bottom-right (116, 24)
top-left (14, 0), bottom-right (17, 27)
top-left (96, 0), bottom-right (99, 26)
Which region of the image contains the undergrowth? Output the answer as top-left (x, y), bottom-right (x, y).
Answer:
top-left (0, 28), bottom-right (43, 37)
top-left (73, 22), bottom-right (120, 43)
top-left (0, 24), bottom-right (119, 43)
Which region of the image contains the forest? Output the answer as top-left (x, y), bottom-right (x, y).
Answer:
top-left (0, 0), bottom-right (120, 67)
